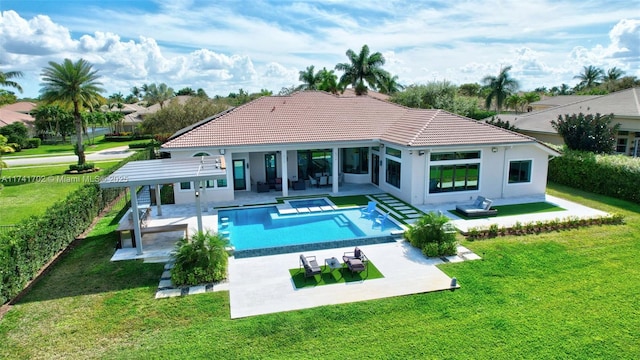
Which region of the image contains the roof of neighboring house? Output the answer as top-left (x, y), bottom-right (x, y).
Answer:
top-left (123, 96), bottom-right (193, 125)
top-left (339, 88), bottom-right (390, 101)
top-left (0, 108), bottom-right (35, 127)
top-left (0, 101), bottom-right (37, 114)
top-left (163, 91), bottom-right (534, 149)
top-left (531, 95), bottom-right (600, 107)
top-left (500, 87), bottom-right (640, 133)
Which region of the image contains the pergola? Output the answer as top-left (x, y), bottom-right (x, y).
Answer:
top-left (99, 156), bottom-right (227, 255)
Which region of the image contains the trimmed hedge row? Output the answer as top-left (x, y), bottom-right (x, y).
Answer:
top-left (0, 150), bottom-right (149, 305)
top-left (548, 150), bottom-right (640, 204)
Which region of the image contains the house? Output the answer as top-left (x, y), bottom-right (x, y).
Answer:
top-left (161, 91), bottom-right (559, 206)
top-left (121, 96), bottom-right (192, 132)
top-left (497, 87), bottom-right (640, 156)
top-left (0, 102), bottom-right (36, 129)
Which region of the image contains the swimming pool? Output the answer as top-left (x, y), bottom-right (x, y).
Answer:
top-left (288, 198), bottom-right (330, 208)
top-left (218, 206), bottom-right (402, 256)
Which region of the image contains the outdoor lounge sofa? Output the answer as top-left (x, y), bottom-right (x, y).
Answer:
top-left (300, 254), bottom-right (322, 280)
top-left (342, 247), bottom-right (367, 276)
top-left (456, 196), bottom-right (498, 217)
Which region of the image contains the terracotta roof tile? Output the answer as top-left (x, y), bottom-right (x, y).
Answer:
top-left (163, 91), bottom-right (532, 149)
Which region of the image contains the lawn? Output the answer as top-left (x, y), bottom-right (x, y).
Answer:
top-left (452, 201), bottom-right (565, 219)
top-left (0, 183), bottom-right (639, 358)
top-left (3, 135), bottom-right (150, 157)
top-left (0, 161), bottom-right (120, 225)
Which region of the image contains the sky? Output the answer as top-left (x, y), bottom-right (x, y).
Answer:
top-left (0, 0), bottom-right (638, 99)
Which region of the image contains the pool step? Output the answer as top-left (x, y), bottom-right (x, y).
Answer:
top-left (333, 214), bottom-right (350, 227)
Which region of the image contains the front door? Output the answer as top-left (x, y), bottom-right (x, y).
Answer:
top-left (265, 154), bottom-right (277, 186)
top-left (371, 153), bottom-right (380, 185)
top-left (233, 159), bottom-right (246, 190)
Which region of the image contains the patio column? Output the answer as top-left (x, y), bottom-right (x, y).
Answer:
top-left (195, 180), bottom-right (203, 234)
top-left (332, 147), bottom-right (339, 194)
top-left (281, 150), bottom-right (289, 197)
top-left (154, 184), bottom-right (162, 216)
top-left (130, 186), bottom-right (144, 255)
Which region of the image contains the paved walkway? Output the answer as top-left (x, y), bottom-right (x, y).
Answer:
top-left (4, 146), bottom-right (134, 166)
top-left (154, 241), bottom-right (479, 318)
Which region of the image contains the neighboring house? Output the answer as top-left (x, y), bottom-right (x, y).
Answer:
top-left (497, 87), bottom-right (640, 156)
top-left (528, 95), bottom-right (600, 112)
top-left (161, 91), bottom-right (558, 206)
top-left (122, 96), bottom-right (192, 132)
top-left (0, 102), bottom-right (36, 130)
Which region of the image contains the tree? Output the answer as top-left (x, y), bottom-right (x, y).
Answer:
top-left (522, 92), bottom-right (541, 112)
top-left (141, 96), bottom-right (229, 134)
top-left (335, 44), bottom-right (390, 95)
top-left (378, 74), bottom-right (404, 95)
top-left (170, 230), bottom-right (228, 286)
top-left (390, 81), bottom-right (481, 118)
top-left (317, 67), bottom-right (340, 94)
top-left (0, 122), bottom-right (29, 148)
top-left (458, 83), bottom-right (481, 97)
top-left (0, 134), bottom-right (14, 178)
top-left (0, 70), bottom-right (23, 93)
top-left (297, 65), bottom-right (321, 90)
top-left (33, 104), bottom-right (74, 141)
top-left (481, 65), bottom-right (519, 112)
top-left (176, 87), bottom-right (196, 96)
top-left (551, 113), bottom-right (619, 154)
top-left (143, 83), bottom-right (174, 109)
top-left (196, 88), bottom-right (208, 98)
top-left (573, 65), bottom-right (604, 91)
top-left (505, 94), bottom-right (523, 113)
top-left (0, 89), bottom-right (18, 106)
top-left (40, 58), bottom-right (105, 165)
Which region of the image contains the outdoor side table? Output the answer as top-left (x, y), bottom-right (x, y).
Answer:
top-left (325, 257), bottom-right (342, 279)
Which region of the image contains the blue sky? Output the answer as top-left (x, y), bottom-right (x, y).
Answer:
top-left (0, 0), bottom-right (638, 98)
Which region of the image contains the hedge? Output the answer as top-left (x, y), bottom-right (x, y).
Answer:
top-left (0, 150), bottom-right (150, 305)
top-left (548, 150), bottom-right (640, 204)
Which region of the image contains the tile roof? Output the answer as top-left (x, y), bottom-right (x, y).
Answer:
top-left (163, 91), bottom-right (534, 149)
top-left (0, 101), bottom-right (37, 113)
top-left (0, 109), bottom-right (35, 127)
top-left (500, 87), bottom-right (640, 133)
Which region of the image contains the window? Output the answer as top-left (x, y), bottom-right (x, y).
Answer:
top-left (508, 160), bottom-right (532, 183)
top-left (385, 147), bottom-right (402, 158)
top-left (180, 182), bottom-right (191, 190)
top-left (342, 147), bottom-right (369, 174)
top-left (430, 151), bottom-right (480, 161)
top-left (298, 149), bottom-right (332, 178)
top-left (430, 164), bottom-right (479, 192)
top-left (386, 159), bottom-right (401, 188)
top-left (217, 178), bottom-right (227, 187)
top-left (616, 138), bottom-right (628, 153)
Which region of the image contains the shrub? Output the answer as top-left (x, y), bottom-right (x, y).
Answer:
top-left (26, 138), bottom-right (41, 149)
top-left (404, 211), bottom-right (458, 257)
top-left (8, 142), bottom-right (21, 152)
top-left (68, 163), bottom-right (96, 172)
top-left (171, 231), bottom-right (229, 286)
top-left (128, 141), bottom-right (156, 149)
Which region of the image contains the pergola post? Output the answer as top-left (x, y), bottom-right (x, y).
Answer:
top-left (154, 184), bottom-right (162, 216)
top-left (281, 150), bottom-right (288, 197)
top-left (130, 186), bottom-right (144, 255)
top-left (332, 147), bottom-right (339, 194)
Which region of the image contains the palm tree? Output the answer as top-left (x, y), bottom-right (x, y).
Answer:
top-left (573, 65), bottom-right (604, 90)
top-left (481, 65), bottom-right (519, 112)
top-left (40, 58), bottom-right (104, 165)
top-left (316, 67), bottom-right (340, 94)
top-left (506, 94), bottom-right (523, 113)
top-left (378, 74), bottom-right (404, 95)
top-left (0, 70), bottom-right (24, 93)
top-left (335, 44), bottom-right (390, 95)
top-left (297, 65), bottom-right (321, 90)
top-left (143, 83), bottom-right (174, 109)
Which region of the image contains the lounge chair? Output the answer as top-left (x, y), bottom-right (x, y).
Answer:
top-left (319, 176), bottom-right (328, 187)
top-left (342, 247), bottom-right (367, 276)
top-left (342, 246), bottom-right (367, 263)
top-left (455, 196), bottom-right (498, 217)
top-left (308, 175), bottom-right (318, 188)
top-left (299, 254), bottom-right (322, 280)
top-left (274, 177), bottom-right (282, 191)
top-left (360, 201), bottom-right (377, 218)
top-left (374, 212), bottom-right (389, 229)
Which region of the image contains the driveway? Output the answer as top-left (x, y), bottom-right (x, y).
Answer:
top-left (4, 146), bottom-right (135, 166)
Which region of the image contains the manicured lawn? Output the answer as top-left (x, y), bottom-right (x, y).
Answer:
top-left (3, 135), bottom-right (150, 157)
top-left (452, 201), bottom-right (565, 219)
top-left (1, 183), bottom-right (639, 358)
top-left (289, 261), bottom-right (384, 288)
top-left (0, 161), bottom-right (119, 225)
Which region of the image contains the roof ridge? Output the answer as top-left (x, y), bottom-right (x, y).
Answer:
top-left (404, 109), bottom-right (438, 146)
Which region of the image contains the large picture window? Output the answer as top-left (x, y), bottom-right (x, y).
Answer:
top-left (508, 160), bottom-right (532, 183)
top-left (342, 147), bottom-right (369, 174)
top-left (298, 149), bottom-right (332, 179)
top-left (429, 164), bottom-right (479, 192)
top-left (386, 159), bottom-right (401, 188)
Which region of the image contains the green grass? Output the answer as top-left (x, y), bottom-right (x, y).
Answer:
top-left (289, 261), bottom-right (384, 288)
top-left (0, 161), bottom-right (119, 225)
top-left (1, 184), bottom-right (639, 358)
top-left (3, 135), bottom-right (147, 157)
top-left (452, 201), bottom-right (565, 220)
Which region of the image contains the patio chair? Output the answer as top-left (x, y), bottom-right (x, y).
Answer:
top-left (308, 175), bottom-right (318, 188)
top-left (299, 254), bottom-right (322, 280)
top-left (455, 196), bottom-right (498, 217)
top-left (374, 212), bottom-right (389, 229)
top-left (342, 246), bottom-right (367, 263)
top-left (319, 176), bottom-right (328, 187)
top-left (275, 177), bottom-right (282, 191)
top-left (342, 248), bottom-right (367, 277)
top-left (360, 201), bottom-right (377, 218)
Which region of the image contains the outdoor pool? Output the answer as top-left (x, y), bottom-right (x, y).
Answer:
top-left (288, 198), bottom-right (330, 208)
top-left (218, 206), bottom-right (403, 257)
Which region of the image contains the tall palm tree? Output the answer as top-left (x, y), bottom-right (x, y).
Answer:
top-left (378, 74), bottom-right (404, 95)
top-left (316, 67), bottom-right (340, 94)
top-left (335, 44), bottom-right (390, 95)
top-left (573, 65), bottom-right (604, 90)
top-left (40, 58), bottom-right (104, 165)
top-left (0, 70), bottom-right (24, 93)
top-left (481, 65), bottom-right (519, 112)
top-left (297, 65), bottom-right (321, 90)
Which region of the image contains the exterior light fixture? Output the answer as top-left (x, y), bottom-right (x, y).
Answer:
top-left (418, 150), bottom-right (425, 156)
top-left (219, 149), bottom-right (225, 155)
top-left (492, 147), bottom-right (498, 153)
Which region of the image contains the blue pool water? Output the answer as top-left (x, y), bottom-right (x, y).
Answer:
top-left (289, 198), bottom-right (330, 208)
top-left (218, 206), bottom-right (401, 251)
